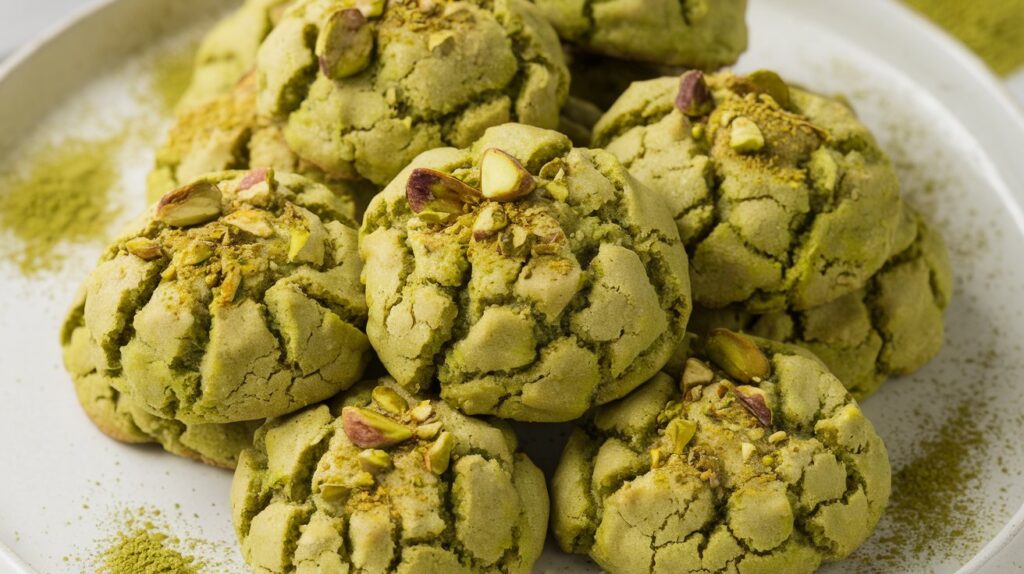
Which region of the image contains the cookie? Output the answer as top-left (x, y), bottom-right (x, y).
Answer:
top-left (231, 378), bottom-right (549, 573)
top-left (530, 0), bottom-right (747, 67)
top-left (257, 0), bottom-right (569, 186)
top-left (594, 70), bottom-right (906, 312)
top-left (687, 206), bottom-right (953, 398)
top-left (61, 170), bottom-right (370, 425)
top-left (360, 123), bottom-right (691, 421)
top-left (552, 330), bottom-right (891, 574)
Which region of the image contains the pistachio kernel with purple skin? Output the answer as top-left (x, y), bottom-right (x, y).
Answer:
top-left (155, 181), bottom-right (223, 228)
top-left (675, 70), bottom-right (714, 118)
top-left (317, 8), bottom-right (374, 80)
top-left (341, 406), bottom-right (413, 448)
top-left (405, 168), bottom-right (482, 224)
top-left (238, 167), bottom-right (273, 192)
top-left (733, 388), bottom-right (773, 427)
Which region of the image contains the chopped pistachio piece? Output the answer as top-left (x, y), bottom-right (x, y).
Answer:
top-left (480, 148), bottom-right (537, 201)
top-left (316, 9), bottom-right (374, 80)
top-left (405, 168), bottom-right (481, 224)
top-left (288, 228), bottom-right (311, 262)
top-left (155, 181), bottom-right (222, 227)
top-left (424, 431), bottom-right (454, 474)
top-left (729, 117), bottom-right (765, 153)
top-left (341, 406), bottom-right (412, 448)
top-left (179, 241), bottom-right (214, 266)
top-left (358, 449), bottom-right (392, 473)
top-left (675, 70), bottom-right (713, 117)
top-left (705, 329), bottom-right (770, 383)
top-left (681, 358), bottom-right (714, 392)
top-left (409, 401), bottom-right (433, 423)
top-left (545, 180), bottom-right (569, 202)
top-left (741, 442), bottom-right (756, 462)
top-left (650, 447), bottom-right (665, 469)
top-left (734, 388), bottom-right (773, 428)
top-left (414, 421), bottom-right (443, 440)
top-left (236, 168), bottom-right (274, 207)
top-left (665, 418), bottom-right (696, 455)
top-left (768, 431), bottom-right (788, 444)
top-left (371, 386), bottom-right (408, 415)
top-left (471, 203), bottom-right (508, 240)
top-left (223, 209), bottom-right (274, 237)
top-left (538, 158), bottom-right (566, 180)
top-left (747, 69), bottom-right (792, 109)
top-left (219, 264), bottom-right (242, 304)
top-left (125, 237), bottom-right (162, 261)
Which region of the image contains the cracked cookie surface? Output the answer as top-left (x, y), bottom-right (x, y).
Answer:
top-left (687, 207), bottom-right (953, 399)
top-left (61, 170), bottom-right (370, 425)
top-left (552, 330), bottom-right (891, 574)
top-left (148, 74), bottom-right (376, 212)
top-left (230, 378), bottom-right (549, 574)
top-left (179, 0), bottom-right (295, 111)
top-left (63, 348), bottom-right (259, 468)
top-left (257, 0), bottom-right (569, 187)
top-left (529, 0), bottom-right (747, 67)
top-left (360, 123), bottom-right (691, 422)
top-left (594, 71), bottom-right (906, 313)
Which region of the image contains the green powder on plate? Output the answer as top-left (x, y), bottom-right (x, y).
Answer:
top-left (869, 400), bottom-right (991, 569)
top-left (98, 527), bottom-right (200, 574)
top-left (904, 0), bottom-right (1024, 75)
top-left (0, 134), bottom-right (123, 275)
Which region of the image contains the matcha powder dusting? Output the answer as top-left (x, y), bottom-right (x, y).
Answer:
top-left (0, 135), bottom-right (122, 274)
top-left (98, 529), bottom-right (199, 574)
top-left (867, 400), bottom-right (993, 570)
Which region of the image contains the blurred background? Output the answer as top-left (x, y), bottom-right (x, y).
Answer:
top-left (1, 0), bottom-right (1023, 102)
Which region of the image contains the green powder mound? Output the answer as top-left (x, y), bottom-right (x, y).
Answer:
top-left (150, 43), bottom-right (198, 113)
top-left (0, 136), bottom-right (122, 275)
top-left (98, 528), bottom-right (200, 574)
top-left (905, 0), bottom-right (1024, 75)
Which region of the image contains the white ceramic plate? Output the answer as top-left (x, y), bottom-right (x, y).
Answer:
top-left (1, 0), bottom-right (1023, 572)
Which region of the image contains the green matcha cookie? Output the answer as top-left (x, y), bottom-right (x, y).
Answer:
top-left (61, 170), bottom-right (370, 425)
top-left (552, 330), bottom-right (892, 574)
top-left (594, 70), bottom-right (906, 312)
top-left (257, 0), bottom-right (569, 187)
top-left (178, 0), bottom-right (294, 110)
top-left (231, 378), bottom-right (549, 573)
top-left (687, 207), bottom-right (953, 399)
top-left (530, 0), bottom-right (747, 67)
top-left (63, 334), bottom-right (258, 468)
top-left (360, 123), bottom-right (692, 422)
top-left (147, 75), bottom-right (376, 211)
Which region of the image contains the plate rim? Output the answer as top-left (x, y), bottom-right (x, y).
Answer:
top-left (784, 1), bottom-right (1024, 571)
top-left (0, 0), bottom-right (1022, 572)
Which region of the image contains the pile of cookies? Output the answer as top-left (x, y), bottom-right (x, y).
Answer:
top-left (61, 0), bottom-right (952, 572)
